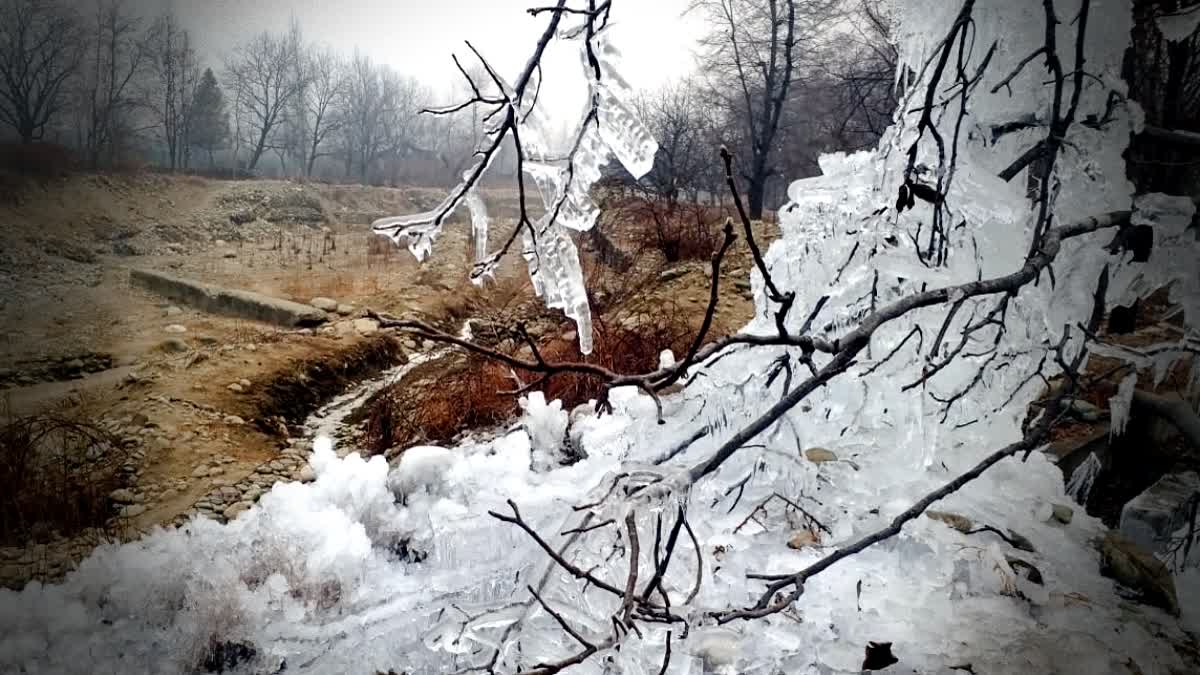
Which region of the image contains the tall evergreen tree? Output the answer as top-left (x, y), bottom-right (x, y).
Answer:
top-left (190, 67), bottom-right (229, 168)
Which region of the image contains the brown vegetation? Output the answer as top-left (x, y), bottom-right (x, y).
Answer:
top-left (606, 196), bottom-right (725, 263)
top-left (362, 354), bottom-right (518, 456)
top-left (0, 406), bottom-right (128, 546)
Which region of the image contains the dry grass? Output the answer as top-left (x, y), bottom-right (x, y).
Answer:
top-left (530, 301), bottom-right (701, 410)
top-left (0, 405), bottom-right (129, 546)
top-left (605, 196), bottom-right (725, 263)
top-left (362, 354), bottom-right (518, 455)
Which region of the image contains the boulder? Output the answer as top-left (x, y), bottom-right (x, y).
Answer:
top-left (310, 297), bottom-right (339, 312)
top-left (109, 488), bottom-right (137, 504)
top-left (1119, 471), bottom-right (1200, 554)
top-left (353, 318), bottom-right (380, 336)
top-left (223, 502), bottom-right (253, 521)
top-left (1098, 531), bottom-right (1179, 615)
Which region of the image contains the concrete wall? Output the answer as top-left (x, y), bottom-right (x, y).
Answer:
top-left (129, 268), bottom-right (328, 328)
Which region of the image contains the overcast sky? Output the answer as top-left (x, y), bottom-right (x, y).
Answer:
top-left (138, 0), bottom-right (704, 118)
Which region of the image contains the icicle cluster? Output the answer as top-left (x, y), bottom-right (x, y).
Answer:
top-left (371, 15), bottom-right (658, 355)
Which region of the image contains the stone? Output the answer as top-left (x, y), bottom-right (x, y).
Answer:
top-left (238, 378), bottom-right (251, 388)
top-left (298, 464), bottom-right (316, 482)
top-left (1099, 531), bottom-right (1179, 616)
top-left (1067, 399), bottom-right (1104, 422)
top-left (804, 447), bottom-right (838, 463)
top-left (131, 413), bottom-right (150, 428)
top-left (227, 382), bottom-right (244, 393)
top-left (223, 415), bottom-right (245, 425)
top-left (353, 318), bottom-right (380, 336)
top-left (336, 304), bottom-right (355, 316)
top-left (164, 324), bottom-right (188, 333)
top-left (109, 489), bottom-right (137, 504)
top-left (926, 511), bottom-right (973, 533)
top-left (310, 297), bottom-right (339, 312)
top-left (787, 530), bottom-right (819, 549)
top-left (207, 466), bottom-right (225, 477)
top-left (223, 502), bottom-right (253, 521)
top-left (1119, 471), bottom-right (1200, 554)
top-left (120, 504), bottom-right (146, 518)
top-left (158, 337), bottom-right (190, 354)
top-left (1051, 503), bottom-right (1074, 525)
top-left (164, 306), bottom-right (182, 317)
top-left (658, 267), bottom-right (689, 282)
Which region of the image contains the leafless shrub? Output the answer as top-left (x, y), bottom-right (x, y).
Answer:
top-left (0, 406), bottom-right (129, 546)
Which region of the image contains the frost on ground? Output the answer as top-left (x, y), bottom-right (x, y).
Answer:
top-left (4, 1), bottom-right (1200, 674)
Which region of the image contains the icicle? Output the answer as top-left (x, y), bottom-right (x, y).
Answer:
top-left (1066, 452), bottom-right (1103, 505)
top-left (1109, 372), bottom-right (1138, 437)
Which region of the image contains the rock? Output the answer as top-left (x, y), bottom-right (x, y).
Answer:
top-left (1005, 529), bottom-right (1037, 553)
top-left (109, 489), bottom-right (137, 504)
top-left (223, 251), bottom-right (237, 259)
top-left (1119, 471), bottom-right (1200, 554)
top-left (196, 335), bottom-right (221, 346)
top-left (238, 378), bottom-right (250, 388)
top-left (158, 337), bottom-right (189, 353)
top-left (336, 304), bottom-right (355, 316)
top-left (1068, 399), bottom-right (1104, 422)
top-left (298, 464), bottom-right (316, 482)
top-left (658, 267), bottom-right (689, 282)
top-left (1099, 531), bottom-right (1179, 615)
top-left (353, 318), bottom-right (380, 336)
top-left (164, 306), bottom-right (182, 317)
top-left (1051, 503), bottom-right (1074, 525)
top-left (164, 324), bottom-right (188, 333)
top-left (119, 504), bottom-right (146, 518)
top-left (223, 415), bottom-right (245, 425)
top-left (926, 510), bottom-right (974, 533)
top-left (787, 530), bottom-right (819, 549)
top-left (227, 383), bottom-right (244, 393)
top-left (207, 466), bottom-right (225, 477)
top-left (804, 447), bottom-right (838, 463)
top-left (223, 502), bottom-right (253, 521)
top-left (131, 413), bottom-right (150, 428)
top-left (1006, 556), bottom-right (1044, 585)
top-left (310, 297), bottom-right (339, 312)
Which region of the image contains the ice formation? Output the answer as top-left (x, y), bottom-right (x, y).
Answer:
top-left (3, 1), bottom-right (1200, 674)
top-left (371, 13), bottom-right (657, 355)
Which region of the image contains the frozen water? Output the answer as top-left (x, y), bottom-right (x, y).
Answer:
top-left (372, 19), bottom-right (657, 355)
top-left (1110, 372), bottom-right (1138, 437)
top-left (4, 1), bottom-right (1199, 674)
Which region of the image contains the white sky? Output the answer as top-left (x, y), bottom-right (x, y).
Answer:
top-left (139, 0), bottom-right (704, 117)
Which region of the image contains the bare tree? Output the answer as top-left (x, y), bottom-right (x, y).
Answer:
top-left (144, 10), bottom-right (199, 170)
top-left (632, 79), bottom-right (709, 202)
top-left (78, 0), bottom-right (149, 168)
top-left (341, 53), bottom-right (423, 184)
top-left (0, 0), bottom-right (84, 144)
top-left (298, 45), bottom-right (347, 177)
top-left (690, 0), bottom-right (842, 219)
top-left (224, 29), bottom-right (304, 172)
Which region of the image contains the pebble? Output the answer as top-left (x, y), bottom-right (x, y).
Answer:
top-left (164, 324), bottom-right (188, 333)
top-left (804, 447), bottom-right (839, 463)
top-left (223, 415), bottom-right (245, 425)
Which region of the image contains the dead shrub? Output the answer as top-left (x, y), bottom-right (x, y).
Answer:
top-left (0, 408), bottom-right (128, 546)
top-left (0, 142), bottom-right (77, 180)
top-left (607, 196), bottom-right (723, 263)
top-left (362, 354), bottom-right (518, 456)
top-left (530, 302), bottom-right (699, 410)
